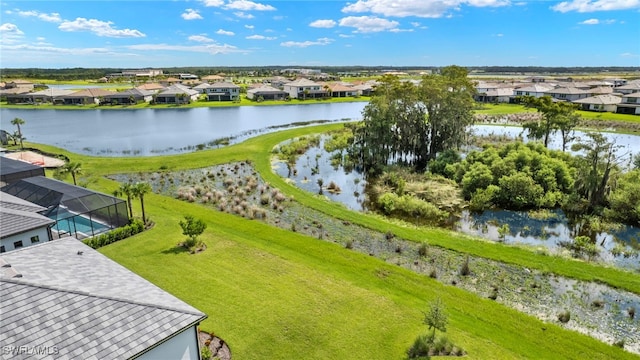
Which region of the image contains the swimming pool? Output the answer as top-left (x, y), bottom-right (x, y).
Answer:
top-left (50, 208), bottom-right (110, 237)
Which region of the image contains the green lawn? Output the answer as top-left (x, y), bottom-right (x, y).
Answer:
top-left (475, 103), bottom-right (640, 125)
top-left (24, 123), bottom-right (640, 359)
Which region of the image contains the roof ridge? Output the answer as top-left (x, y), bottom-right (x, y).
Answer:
top-left (0, 277), bottom-right (206, 318)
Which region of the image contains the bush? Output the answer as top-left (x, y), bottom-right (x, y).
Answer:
top-left (83, 219), bottom-right (145, 249)
top-left (407, 334), bottom-right (433, 359)
top-left (418, 243), bottom-right (428, 257)
top-left (459, 256), bottom-right (471, 276)
top-left (558, 310), bottom-right (571, 323)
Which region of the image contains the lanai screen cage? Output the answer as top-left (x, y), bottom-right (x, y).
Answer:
top-left (1, 176), bottom-right (129, 239)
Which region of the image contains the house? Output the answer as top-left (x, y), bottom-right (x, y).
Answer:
top-left (616, 92), bottom-right (640, 115)
top-left (136, 83), bottom-right (166, 92)
top-left (264, 76), bottom-right (289, 89)
top-left (572, 94), bottom-right (622, 112)
top-left (326, 83), bottom-right (358, 98)
top-left (58, 88), bottom-right (117, 105)
top-left (478, 88), bottom-right (514, 103)
top-left (103, 88), bottom-right (154, 105)
top-left (0, 237), bottom-right (207, 360)
top-left (0, 157), bottom-right (45, 186)
top-left (1, 176), bottom-right (129, 239)
top-left (202, 75), bottom-right (226, 83)
top-left (247, 85), bottom-right (288, 101)
top-left (283, 78), bottom-right (326, 99)
top-left (351, 83), bottom-right (374, 96)
top-left (588, 86), bottom-right (614, 96)
top-left (198, 82), bottom-right (241, 101)
top-left (513, 84), bottom-right (555, 98)
top-left (614, 82), bottom-right (640, 95)
top-left (5, 89), bottom-right (76, 104)
top-left (5, 79), bottom-right (34, 90)
top-left (0, 191), bottom-right (54, 253)
top-left (544, 87), bottom-right (589, 102)
top-left (154, 84), bottom-right (199, 104)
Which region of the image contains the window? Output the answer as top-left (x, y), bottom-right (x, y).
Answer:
top-left (31, 235), bottom-right (40, 243)
top-left (13, 241), bottom-right (23, 249)
top-left (0, 246), bottom-right (5, 253)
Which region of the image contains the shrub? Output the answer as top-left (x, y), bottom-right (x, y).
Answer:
top-left (628, 307), bottom-right (636, 319)
top-left (407, 334), bottom-right (433, 359)
top-left (418, 243), bottom-right (428, 257)
top-left (558, 310), bottom-right (571, 323)
top-left (83, 219), bottom-right (145, 249)
top-left (459, 256), bottom-right (471, 276)
top-left (345, 240), bottom-right (353, 249)
top-left (200, 345), bottom-right (212, 360)
top-left (613, 339), bottom-right (625, 349)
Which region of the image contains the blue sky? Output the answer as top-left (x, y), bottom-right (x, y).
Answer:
top-left (0, 0), bottom-right (639, 68)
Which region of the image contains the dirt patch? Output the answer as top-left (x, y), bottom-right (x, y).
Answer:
top-left (4, 150), bottom-right (66, 167)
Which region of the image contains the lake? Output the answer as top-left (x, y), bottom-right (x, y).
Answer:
top-left (0, 103), bottom-right (366, 156)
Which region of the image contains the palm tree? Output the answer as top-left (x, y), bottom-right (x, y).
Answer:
top-left (132, 182), bottom-right (152, 225)
top-left (10, 117), bottom-right (25, 149)
top-left (61, 161), bottom-right (83, 185)
top-left (113, 183), bottom-right (135, 218)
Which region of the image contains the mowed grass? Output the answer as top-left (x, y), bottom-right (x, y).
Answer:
top-left (26, 124), bottom-right (640, 359)
top-left (98, 185), bottom-right (635, 359)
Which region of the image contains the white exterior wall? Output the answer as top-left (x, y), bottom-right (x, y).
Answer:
top-left (138, 326), bottom-right (200, 360)
top-left (1, 227), bottom-right (50, 253)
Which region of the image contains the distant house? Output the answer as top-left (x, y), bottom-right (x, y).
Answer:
top-left (513, 84), bottom-right (555, 98)
top-left (202, 75), bottom-right (226, 83)
top-left (5, 89), bottom-right (76, 104)
top-left (0, 237), bottom-right (207, 360)
top-left (0, 191), bottom-right (54, 253)
top-left (154, 84), bottom-right (199, 104)
top-left (616, 92), bottom-right (640, 115)
top-left (136, 83), bottom-right (166, 92)
top-left (615, 82), bottom-right (640, 95)
top-left (544, 87), bottom-right (589, 102)
top-left (351, 83), bottom-right (373, 96)
top-left (5, 79), bottom-right (34, 90)
top-left (478, 88), bottom-right (514, 103)
top-left (264, 76), bottom-right (289, 89)
top-left (326, 83), bottom-right (358, 98)
top-left (588, 86), bottom-right (614, 96)
top-left (247, 85), bottom-right (288, 101)
top-left (199, 82), bottom-right (241, 101)
top-left (103, 88), bottom-right (154, 105)
top-left (283, 78), bottom-right (326, 99)
top-left (58, 88), bottom-right (117, 105)
top-left (572, 94), bottom-right (622, 112)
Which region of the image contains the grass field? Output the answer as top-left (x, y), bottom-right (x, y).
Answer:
top-left (23, 123), bottom-right (640, 359)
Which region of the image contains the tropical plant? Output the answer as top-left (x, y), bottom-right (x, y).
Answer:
top-left (10, 117), bottom-right (25, 149)
top-left (132, 182), bottom-right (152, 224)
top-left (60, 161), bottom-right (83, 185)
top-left (113, 182), bottom-right (136, 218)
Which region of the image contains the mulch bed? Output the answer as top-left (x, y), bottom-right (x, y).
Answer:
top-left (198, 330), bottom-right (231, 360)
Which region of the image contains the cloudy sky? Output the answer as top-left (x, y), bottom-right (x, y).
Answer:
top-left (1, 0), bottom-right (639, 68)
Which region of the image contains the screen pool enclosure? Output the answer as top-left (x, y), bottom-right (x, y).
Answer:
top-left (1, 176), bottom-right (129, 239)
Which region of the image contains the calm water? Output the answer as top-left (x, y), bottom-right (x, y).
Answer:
top-left (0, 103), bottom-right (366, 156)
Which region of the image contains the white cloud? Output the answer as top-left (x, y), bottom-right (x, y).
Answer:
top-left (17, 10), bottom-right (62, 23)
top-left (244, 24), bottom-right (255, 29)
top-left (552, 0), bottom-right (640, 12)
top-left (200, 0), bottom-right (225, 7)
top-left (0, 23), bottom-right (24, 35)
top-left (620, 52), bottom-right (639, 58)
top-left (59, 18), bottom-right (146, 38)
top-left (127, 43), bottom-right (245, 55)
top-left (225, 1), bottom-right (276, 11)
top-left (342, 0), bottom-right (509, 18)
top-left (339, 34), bottom-right (355, 38)
top-left (580, 18), bottom-right (600, 24)
top-left (280, 37), bottom-right (334, 48)
top-left (182, 9), bottom-right (203, 20)
top-left (339, 16), bottom-right (399, 33)
top-left (389, 28), bottom-right (413, 32)
top-left (189, 34), bottom-right (214, 42)
top-left (1, 43), bottom-right (112, 55)
top-left (309, 19), bottom-right (337, 28)
top-left (495, 33), bottom-right (504, 36)
top-left (246, 34), bottom-right (277, 40)
top-left (216, 29), bottom-right (235, 36)
top-left (234, 12), bottom-right (255, 19)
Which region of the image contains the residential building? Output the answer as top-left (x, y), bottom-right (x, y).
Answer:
top-left (0, 157), bottom-right (45, 186)
top-left (615, 82), bottom-right (640, 95)
top-left (154, 84), bottom-right (199, 104)
top-left (544, 87), bottom-right (590, 102)
top-left (283, 78), bottom-right (326, 99)
top-left (572, 94), bottom-right (622, 112)
top-left (247, 85), bottom-right (288, 101)
top-left (0, 237), bottom-right (207, 359)
top-left (199, 82), bottom-right (241, 101)
top-left (0, 191), bottom-right (53, 253)
top-left (513, 84), bottom-right (555, 98)
top-left (102, 88), bottom-right (154, 105)
top-left (58, 88), bottom-right (117, 105)
top-left (616, 92), bottom-right (640, 115)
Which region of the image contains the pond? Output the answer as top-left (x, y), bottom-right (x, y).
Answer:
top-left (274, 134), bottom-right (640, 271)
top-left (0, 102), bottom-right (366, 156)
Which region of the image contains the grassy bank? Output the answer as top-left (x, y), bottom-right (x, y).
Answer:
top-left (22, 123), bottom-right (640, 359)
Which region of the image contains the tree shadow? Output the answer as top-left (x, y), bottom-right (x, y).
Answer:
top-left (161, 244), bottom-right (189, 255)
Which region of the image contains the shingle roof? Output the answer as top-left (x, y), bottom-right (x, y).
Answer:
top-left (623, 92), bottom-right (640, 98)
top-left (209, 82), bottom-right (240, 89)
top-left (284, 78), bottom-right (320, 87)
top-left (0, 238), bottom-right (206, 360)
top-left (545, 87), bottom-right (588, 95)
top-left (65, 88), bottom-right (116, 98)
top-left (0, 191), bottom-right (46, 212)
top-left (247, 85), bottom-right (286, 94)
top-left (572, 94), bottom-right (622, 105)
top-left (0, 207), bottom-right (54, 238)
